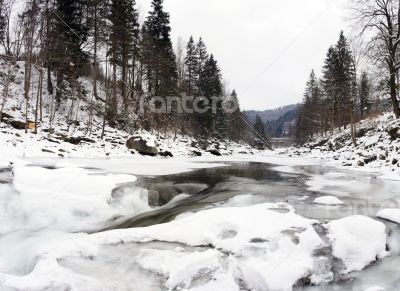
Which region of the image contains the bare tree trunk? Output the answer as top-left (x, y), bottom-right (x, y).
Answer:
top-left (39, 69), bottom-right (43, 121)
top-left (0, 67), bottom-right (11, 122)
top-left (92, 2), bottom-right (98, 99)
top-left (34, 69), bottom-right (43, 134)
top-left (101, 49), bottom-right (109, 140)
top-left (24, 60), bottom-right (32, 133)
top-left (350, 100), bottom-right (357, 146)
top-left (389, 68), bottom-right (400, 118)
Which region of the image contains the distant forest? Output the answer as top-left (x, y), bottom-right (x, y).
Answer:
top-left (245, 104), bottom-right (300, 138)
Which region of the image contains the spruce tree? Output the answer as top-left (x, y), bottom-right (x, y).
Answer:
top-left (53, 0), bottom-right (89, 104)
top-left (142, 0), bottom-right (177, 97)
top-left (195, 54), bottom-right (222, 137)
top-left (335, 31), bottom-right (356, 129)
top-left (253, 114), bottom-right (270, 148)
top-left (109, 0), bottom-right (139, 114)
top-left (195, 37), bottom-right (209, 95)
top-left (359, 71), bottom-right (371, 119)
top-left (322, 46), bottom-right (338, 133)
top-left (226, 89), bottom-right (245, 141)
top-left (298, 70), bottom-right (323, 140)
top-left (184, 36), bottom-right (198, 95)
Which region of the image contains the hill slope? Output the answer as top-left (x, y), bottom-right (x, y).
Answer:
top-left (0, 60), bottom-right (258, 161)
top-left (282, 113), bottom-right (400, 179)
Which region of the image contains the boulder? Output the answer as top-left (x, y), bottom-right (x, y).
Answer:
top-left (64, 136), bottom-right (95, 145)
top-left (0, 112), bottom-right (13, 122)
top-left (126, 136), bottom-right (158, 156)
top-left (207, 149), bottom-right (222, 156)
top-left (364, 155), bottom-right (377, 164)
top-left (9, 120), bottom-right (26, 130)
top-left (64, 137), bottom-right (81, 145)
top-left (388, 127), bottom-right (400, 141)
top-left (192, 150), bottom-right (202, 157)
top-left (42, 149), bottom-right (55, 154)
top-left (379, 154), bottom-right (387, 161)
top-left (159, 151), bottom-right (173, 157)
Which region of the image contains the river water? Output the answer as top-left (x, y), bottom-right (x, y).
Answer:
top-left (2, 160), bottom-right (400, 290)
top-left (104, 162), bottom-right (400, 290)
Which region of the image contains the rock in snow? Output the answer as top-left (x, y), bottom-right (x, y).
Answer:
top-left (313, 196), bottom-right (344, 206)
top-left (326, 215), bottom-right (388, 274)
top-left (376, 209), bottom-right (400, 224)
top-left (126, 136), bottom-right (159, 156)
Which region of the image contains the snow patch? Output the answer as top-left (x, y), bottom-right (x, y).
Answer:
top-left (376, 209), bottom-right (400, 224)
top-left (326, 215), bottom-right (388, 274)
top-left (313, 196), bottom-right (344, 206)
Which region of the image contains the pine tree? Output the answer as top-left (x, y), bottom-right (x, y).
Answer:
top-left (195, 54), bottom-right (222, 137)
top-left (359, 71), bottom-right (371, 119)
top-left (322, 46), bottom-right (339, 133)
top-left (53, 0), bottom-right (89, 104)
top-left (253, 114), bottom-right (271, 148)
top-left (195, 37), bottom-right (208, 96)
top-left (199, 54), bottom-right (222, 97)
top-left (227, 89), bottom-right (246, 141)
top-left (335, 31), bottom-right (357, 130)
top-left (142, 0), bottom-right (177, 97)
top-left (184, 36), bottom-right (198, 95)
top-left (109, 0), bottom-right (139, 115)
top-left (297, 70), bottom-right (323, 141)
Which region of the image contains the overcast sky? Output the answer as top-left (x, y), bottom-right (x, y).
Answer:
top-left (137, 0), bottom-right (349, 110)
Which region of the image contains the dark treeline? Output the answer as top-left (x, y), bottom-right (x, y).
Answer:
top-left (296, 32), bottom-right (372, 145)
top-left (0, 0), bottom-right (251, 143)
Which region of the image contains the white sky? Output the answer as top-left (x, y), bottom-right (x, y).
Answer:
top-left (137, 0), bottom-right (349, 110)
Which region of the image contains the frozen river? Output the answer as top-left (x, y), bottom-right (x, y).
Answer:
top-left (0, 157), bottom-right (399, 290)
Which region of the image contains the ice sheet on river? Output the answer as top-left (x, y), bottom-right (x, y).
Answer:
top-left (0, 203), bottom-right (325, 290)
top-left (0, 201), bottom-right (390, 291)
top-left (0, 165), bottom-right (144, 233)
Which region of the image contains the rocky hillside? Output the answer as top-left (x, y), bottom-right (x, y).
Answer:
top-left (0, 61), bottom-right (259, 162)
top-left (282, 113), bottom-right (400, 179)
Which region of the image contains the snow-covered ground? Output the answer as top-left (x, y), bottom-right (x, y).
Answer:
top-left (0, 60), bottom-right (260, 165)
top-left (280, 113), bottom-right (400, 180)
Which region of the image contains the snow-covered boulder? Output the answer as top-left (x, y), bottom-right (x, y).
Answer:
top-left (313, 196), bottom-right (344, 206)
top-left (326, 215), bottom-right (388, 274)
top-left (377, 209), bottom-right (400, 224)
top-left (126, 136), bottom-right (159, 156)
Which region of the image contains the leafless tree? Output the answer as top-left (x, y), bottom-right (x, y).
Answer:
top-left (351, 0), bottom-right (400, 117)
top-left (1, 0), bottom-right (15, 55)
top-left (21, 0), bottom-right (40, 133)
top-left (0, 62), bottom-right (14, 122)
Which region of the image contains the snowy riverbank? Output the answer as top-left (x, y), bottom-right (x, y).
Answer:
top-left (280, 113), bottom-right (400, 181)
